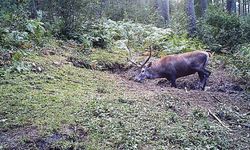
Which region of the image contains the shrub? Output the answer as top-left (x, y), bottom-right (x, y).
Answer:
top-left (157, 34), bottom-right (205, 55)
top-left (26, 19), bottom-right (47, 45)
top-left (69, 19), bottom-right (205, 57)
top-left (240, 16), bottom-right (250, 43)
top-left (0, 28), bottom-right (29, 49)
top-left (197, 6), bottom-right (242, 52)
top-left (70, 19), bottom-right (173, 49)
top-left (230, 43), bottom-right (250, 80)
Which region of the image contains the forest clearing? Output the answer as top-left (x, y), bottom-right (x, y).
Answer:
top-left (0, 0), bottom-right (250, 149)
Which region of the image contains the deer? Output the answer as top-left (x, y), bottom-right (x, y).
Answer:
top-left (128, 47), bottom-right (211, 91)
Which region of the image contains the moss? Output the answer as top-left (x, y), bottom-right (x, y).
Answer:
top-left (67, 48), bottom-right (128, 70)
top-left (0, 55), bottom-right (118, 131)
top-left (0, 54), bottom-right (244, 149)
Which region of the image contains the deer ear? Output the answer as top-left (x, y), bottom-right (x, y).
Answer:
top-left (147, 62), bottom-right (152, 67)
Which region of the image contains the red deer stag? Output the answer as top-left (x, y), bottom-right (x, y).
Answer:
top-left (128, 48), bottom-right (211, 90)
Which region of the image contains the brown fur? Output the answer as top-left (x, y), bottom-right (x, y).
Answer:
top-left (152, 51), bottom-right (209, 77)
top-left (135, 51), bottom-right (211, 90)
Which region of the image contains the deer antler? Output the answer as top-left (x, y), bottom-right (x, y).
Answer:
top-left (126, 45), bottom-right (152, 68)
top-left (140, 46), bottom-right (152, 68)
top-left (126, 45), bottom-right (141, 68)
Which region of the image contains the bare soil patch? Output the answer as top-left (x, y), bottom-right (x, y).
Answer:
top-left (0, 125), bottom-right (88, 149)
top-left (111, 64), bottom-right (249, 123)
top-left (109, 65), bottom-right (250, 148)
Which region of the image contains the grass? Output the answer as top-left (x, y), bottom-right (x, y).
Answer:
top-left (0, 52), bottom-right (247, 149)
top-left (68, 48), bottom-right (128, 70)
top-left (0, 57), bottom-right (116, 130)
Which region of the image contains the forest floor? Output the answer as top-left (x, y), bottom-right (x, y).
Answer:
top-left (0, 42), bottom-right (249, 149)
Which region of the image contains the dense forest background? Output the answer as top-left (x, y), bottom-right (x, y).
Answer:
top-left (0, 0), bottom-right (250, 149)
top-left (0, 0), bottom-right (250, 78)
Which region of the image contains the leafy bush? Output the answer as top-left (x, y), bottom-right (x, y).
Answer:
top-left (228, 44), bottom-right (250, 80)
top-left (196, 7), bottom-right (250, 82)
top-left (0, 8), bottom-right (49, 48)
top-left (157, 34), bottom-right (205, 55)
top-left (26, 19), bottom-right (47, 45)
top-left (0, 27), bottom-right (11, 47)
top-left (213, 43), bottom-right (250, 83)
top-left (240, 16), bottom-right (250, 43)
top-left (70, 19), bottom-right (173, 49)
top-left (168, 6), bottom-right (188, 35)
top-left (0, 20), bottom-right (48, 49)
top-left (67, 20), bottom-right (205, 71)
top-left (0, 49), bottom-right (31, 74)
top-left (197, 6), bottom-right (245, 52)
top-left (0, 13), bottom-right (43, 71)
top-left (69, 19), bottom-right (206, 62)
top-left (0, 28), bottom-right (30, 50)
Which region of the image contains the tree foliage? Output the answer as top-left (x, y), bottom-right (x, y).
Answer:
top-left (197, 6), bottom-right (250, 51)
top-left (0, 0), bottom-right (250, 53)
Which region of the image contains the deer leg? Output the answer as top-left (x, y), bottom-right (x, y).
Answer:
top-left (167, 75), bottom-right (177, 88)
top-left (201, 69), bottom-right (211, 90)
top-left (198, 72), bottom-right (205, 82)
top-left (204, 69), bottom-right (211, 77)
top-left (197, 72), bottom-right (205, 89)
top-left (201, 75), bottom-right (208, 90)
top-left (193, 67), bottom-right (211, 90)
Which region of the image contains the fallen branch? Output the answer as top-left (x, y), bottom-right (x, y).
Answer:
top-left (212, 95), bottom-right (221, 103)
top-left (208, 109), bottom-right (232, 131)
top-left (243, 112), bottom-right (250, 116)
top-left (66, 79), bottom-right (82, 84)
top-left (228, 122), bottom-right (250, 129)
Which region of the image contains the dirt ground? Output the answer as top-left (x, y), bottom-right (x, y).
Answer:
top-left (1, 54), bottom-right (249, 149)
top-left (112, 65), bottom-right (250, 148)
top-left (113, 65), bottom-right (249, 113)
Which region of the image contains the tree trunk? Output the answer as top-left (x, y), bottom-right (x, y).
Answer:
top-left (238, 0), bottom-right (241, 15)
top-left (242, 0), bottom-right (245, 15)
top-left (154, 0), bottom-right (161, 14)
top-left (30, 0), bottom-right (37, 18)
top-left (232, 0), bottom-right (237, 13)
top-left (186, 0), bottom-right (196, 36)
top-left (161, 0), bottom-right (170, 22)
top-left (209, 0), bottom-right (215, 5)
top-left (226, 0), bottom-right (235, 14)
top-left (155, 0), bottom-right (170, 24)
top-left (200, 0), bottom-right (208, 16)
top-left (98, 0), bottom-right (107, 18)
top-left (247, 1), bottom-right (250, 14)
top-left (208, 0), bottom-right (212, 5)
top-left (243, 0), bottom-right (247, 15)
top-left (60, 0), bottom-right (77, 35)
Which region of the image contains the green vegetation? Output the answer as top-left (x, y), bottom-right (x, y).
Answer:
top-left (0, 54), bottom-right (235, 149)
top-left (197, 6), bottom-right (250, 52)
top-left (0, 0), bottom-right (250, 149)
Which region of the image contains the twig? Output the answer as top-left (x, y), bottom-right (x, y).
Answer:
top-left (228, 122), bottom-right (250, 129)
top-left (212, 95), bottom-right (221, 103)
top-left (66, 79), bottom-right (82, 84)
top-left (243, 112), bottom-right (250, 116)
top-left (208, 109), bottom-right (232, 131)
